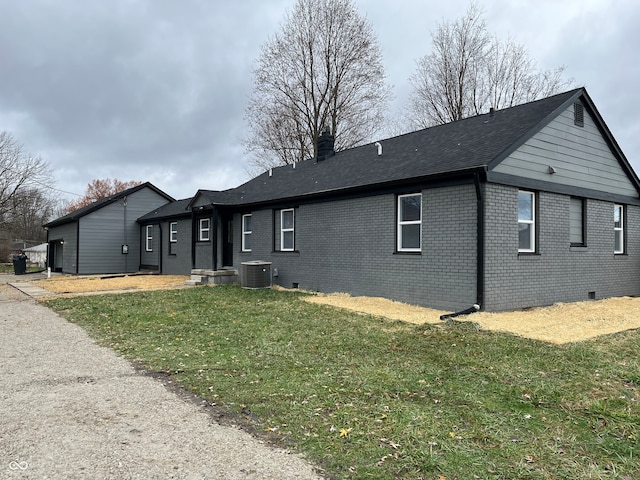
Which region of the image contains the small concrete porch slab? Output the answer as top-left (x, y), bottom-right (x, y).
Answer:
top-left (185, 269), bottom-right (238, 286)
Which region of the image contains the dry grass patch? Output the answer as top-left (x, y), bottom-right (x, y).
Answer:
top-left (305, 293), bottom-right (640, 344)
top-left (304, 292), bottom-right (445, 324)
top-left (471, 296), bottom-right (640, 344)
top-left (32, 274), bottom-right (189, 294)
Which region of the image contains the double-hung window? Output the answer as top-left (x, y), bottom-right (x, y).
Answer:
top-left (242, 214), bottom-right (252, 252)
top-left (168, 222), bottom-right (178, 255)
top-left (281, 209), bottom-right (295, 251)
top-left (145, 225), bottom-right (153, 252)
top-left (518, 191), bottom-right (536, 253)
top-left (199, 218), bottom-right (210, 242)
top-left (397, 193), bottom-right (422, 252)
top-left (614, 204), bottom-right (624, 254)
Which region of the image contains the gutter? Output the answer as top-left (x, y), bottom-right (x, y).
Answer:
top-left (474, 171), bottom-right (485, 309)
top-left (222, 166), bottom-right (490, 210)
top-left (159, 223), bottom-right (163, 274)
top-left (75, 220), bottom-right (80, 275)
top-left (212, 210), bottom-right (218, 271)
top-left (439, 168), bottom-right (487, 320)
top-left (191, 209), bottom-right (196, 269)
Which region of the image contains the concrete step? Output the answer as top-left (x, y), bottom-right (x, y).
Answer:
top-left (186, 269), bottom-right (239, 286)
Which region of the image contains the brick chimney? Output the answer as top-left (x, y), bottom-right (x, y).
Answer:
top-left (316, 128), bottom-right (335, 161)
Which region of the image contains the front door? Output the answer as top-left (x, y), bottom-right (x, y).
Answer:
top-left (222, 216), bottom-right (233, 267)
top-left (54, 241), bottom-right (63, 272)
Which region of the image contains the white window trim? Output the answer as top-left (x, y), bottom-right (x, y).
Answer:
top-left (280, 209), bottom-right (295, 251)
top-left (145, 225), bottom-right (153, 252)
top-left (397, 193), bottom-right (422, 252)
top-left (199, 218), bottom-right (210, 242)
top-left (518, 191), bottom-right (536, 253)
top-left (242, 214), bottom-right (252, 252)
top-left (169, 222), bottom-right (177, 243)
top-left (614, 204), bottom-right (624, 254)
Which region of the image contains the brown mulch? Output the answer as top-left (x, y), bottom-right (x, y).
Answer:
top-left (304, 293), bottom-right (640, 345)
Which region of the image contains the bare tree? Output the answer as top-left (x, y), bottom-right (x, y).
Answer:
top-left (407, 3), bottom-right (572, 129)
top-left (5, 187), bottom-right (58, 244)
top-left (65, 178), bottom-right (142, 213)
top-left (245, 0), bottom-right (391, 170)
top-left (0, 132), bottom-right (57, 257)
top-left (0, 131), bottom-right (51, 223)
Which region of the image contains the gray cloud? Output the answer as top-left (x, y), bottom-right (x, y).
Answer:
top-left (0, 0), bottom-right (638, 201)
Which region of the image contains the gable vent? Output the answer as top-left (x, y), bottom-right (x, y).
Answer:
top-left (574, 102), bottom-right (584, 127)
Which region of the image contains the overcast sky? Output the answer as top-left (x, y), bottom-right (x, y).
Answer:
top-left (1, 0), bottom-right (638, 203)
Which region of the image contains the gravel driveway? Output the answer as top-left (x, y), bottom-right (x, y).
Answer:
top-left (0, 275), bottom-right (323, 479)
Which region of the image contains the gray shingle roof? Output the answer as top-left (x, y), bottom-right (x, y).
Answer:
top-left (221, 88), bottom-right (584, 206)
top-left (137, 197), bottom-right (193, 222)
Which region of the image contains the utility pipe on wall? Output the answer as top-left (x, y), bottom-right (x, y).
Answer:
top-left (439, 169), bottom-right (486, 319)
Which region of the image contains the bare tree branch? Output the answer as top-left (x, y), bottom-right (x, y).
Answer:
top-left (406, 3), bottom-right (573, 129)
top-left (0, 132), bottom-right (61, 255)
top-left (0, 131), bottom-right (51, 221)
top-left (244, 0), bottom-right (391, 171)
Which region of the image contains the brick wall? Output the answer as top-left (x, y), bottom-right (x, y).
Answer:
top-left (235, 184), bottom-right (478, 312)
top-left (483, 183), bottom-right (640, 310)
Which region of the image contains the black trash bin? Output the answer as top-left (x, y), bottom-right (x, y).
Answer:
top-left (12, 253), bottom-right (27, 275)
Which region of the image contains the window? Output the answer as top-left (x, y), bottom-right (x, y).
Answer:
top-left (168, 222), bottom-right (178, 255)
top-left (242, 214), bottom-right (252, 252)
top-left (145, 225), bottom-right (153, 252)
top-left (397, 193), bottom-right (422, 252)
top-left (518, 191), bottom-right (536, 253)
top-left (569, 197), bottom-right (585, 246)
top-left (199, 218), bottom-right (210, 242)
top-left (614, 204), bottom-right (624, 254)
top-left (281, 209), bottom-right (295, 251)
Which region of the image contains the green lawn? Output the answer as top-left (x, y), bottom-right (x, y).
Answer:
top-left (46, 285), bottom-right (639, 480)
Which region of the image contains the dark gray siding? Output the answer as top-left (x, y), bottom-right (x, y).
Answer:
top-left (483, 183), bottom-right (640, 311)
top-left (494, 102), bottom-right (637, 197)
top-left (194, 213), bottom-right (214, 270)
top-left (77, 187), bottom-right (170, 274)
top-left (161, 218), bottom-right (193, 274)
top-left (140, 224), bottom-right (159, 268)
top-left (194, 242), bottom-right (214, 270)
top-left (191, 195), bottom-right (212, 208)
top-left (47, 221), bottom-right (78, 273)
top-left (235, 185), bottom-right (478, 312)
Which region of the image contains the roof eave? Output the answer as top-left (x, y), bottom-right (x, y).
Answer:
top-left (234, 165), bottom-right (489, 208)
top-left (578, 90), bottom-right (640, 195)
top-left (44, 182), bottom-right (174, 228)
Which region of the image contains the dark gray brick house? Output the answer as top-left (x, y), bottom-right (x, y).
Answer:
top-left (49, 88), bottom-right (640, 312)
